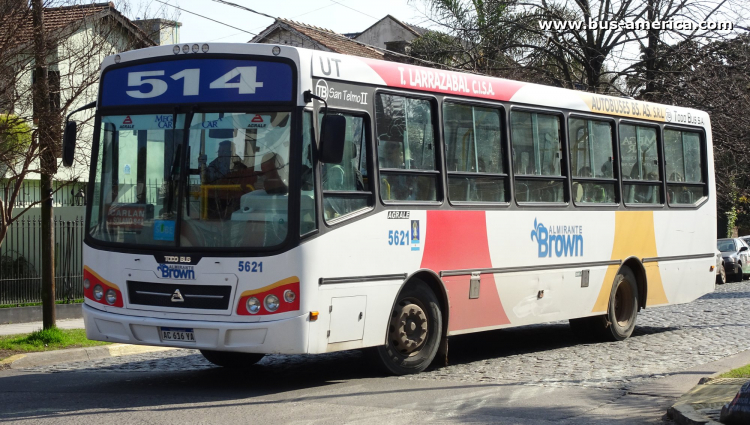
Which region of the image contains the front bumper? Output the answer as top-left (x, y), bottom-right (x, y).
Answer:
top-left (83, 304), bottom-right (310, 354)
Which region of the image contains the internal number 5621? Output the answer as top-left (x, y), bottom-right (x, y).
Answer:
top-left (238, 261), bottom-right (263, 272)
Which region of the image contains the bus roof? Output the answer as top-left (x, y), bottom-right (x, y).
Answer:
top-left (297, 47), bottom-right (709, 129)
top-left (101, 43), bottom-right (708, 129)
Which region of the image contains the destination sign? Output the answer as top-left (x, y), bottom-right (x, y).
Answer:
top-left (100, 59), bottom-right (293, 107)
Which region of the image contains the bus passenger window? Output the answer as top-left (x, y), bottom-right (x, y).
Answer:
top-left (443, 102), bottom-right (506, 203)
top-left (511, 111), bottom-right (564, 203)
top-left (321, 113), bottom-right (371, 221)
top-left (619, 125), bottom-right (662, 205)
top-left (664, 129), bottom-right (705, 205)
top-left (568, 118), bottom-right (616, 204)
top-left (376, 93), bottom-right (438, 202)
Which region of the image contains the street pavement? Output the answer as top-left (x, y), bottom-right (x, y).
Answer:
top-left (0, 280), bottom-right (749, 423)
top-left (0, 318), bottom-right (84, 336)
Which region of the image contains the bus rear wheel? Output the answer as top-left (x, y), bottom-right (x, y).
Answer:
top-left (200, 350), bottom-right (265, 369)
top-left (569, 267), bottom-right (639, 342)
top-left (375, 283), bottom-right (442, 375)
top-left (602, 266), bottom-right (639, 341)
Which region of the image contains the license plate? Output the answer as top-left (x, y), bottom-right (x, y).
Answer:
top-left (159, 327), bottom-right (195, 343)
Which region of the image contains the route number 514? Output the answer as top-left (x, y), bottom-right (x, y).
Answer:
top-left (126, 66), bottom-right (264, 99)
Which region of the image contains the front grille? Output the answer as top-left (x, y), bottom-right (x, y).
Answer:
top-left (127, 281), bottom-right (232, 310)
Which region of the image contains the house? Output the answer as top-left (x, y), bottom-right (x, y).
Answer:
top-left (250, 18), bottom-right (384, 59)
top-left (351, 14), bottom-right (429, 51)
top-left (0, 2), bottom-right (180, 295)
top-left (0, 2), bottom-right (178, 188)
top-left (250, 15), bottom-right (431, 63)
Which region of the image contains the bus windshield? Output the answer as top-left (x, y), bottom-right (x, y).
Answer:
top-left (89, 111), bottom-right (292, 248)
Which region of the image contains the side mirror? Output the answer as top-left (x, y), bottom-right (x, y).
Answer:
top-left (740, 246), bottom-right (748, 252)
top-left (62, 121), bottom-right (77, 167)
top-left (319, 115), bottom-right (346, 164)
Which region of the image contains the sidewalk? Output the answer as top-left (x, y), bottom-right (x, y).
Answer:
top-left (0, 318), bottom-right (176, 369)
top-left (662, 349), bottom-right (750, 425)
top-left (0, 318), bottom-right (85, 336)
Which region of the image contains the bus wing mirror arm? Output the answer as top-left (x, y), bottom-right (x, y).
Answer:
top-left (303, 90), bottom-right (345, 164)
top-left (62, 101), bottom-right (97, 168)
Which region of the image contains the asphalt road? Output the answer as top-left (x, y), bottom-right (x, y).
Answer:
top-left (1, 280), bottom-right (749, 424)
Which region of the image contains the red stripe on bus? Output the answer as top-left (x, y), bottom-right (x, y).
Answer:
top-left (363, 59), bottom-right (525, 102)
top-left (420, 211), bottom-right (510, 332)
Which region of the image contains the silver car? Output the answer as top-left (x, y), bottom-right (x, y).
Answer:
top-left (717, 238), bottom-right (750, 282)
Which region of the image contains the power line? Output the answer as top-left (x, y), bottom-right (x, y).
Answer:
top-left (210, 0), bottom-right (276, 20)
top-left (153, 0), bottom-right (258, 37)
top-left (163, 0), bottom-right (485, 77)
top-left (328, 0), bottom-right (378, 20)
top-left (208, 0), bottom-right (477, 74)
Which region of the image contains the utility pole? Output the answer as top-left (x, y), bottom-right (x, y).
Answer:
top-left (31, 0), bottom-right (56, 329)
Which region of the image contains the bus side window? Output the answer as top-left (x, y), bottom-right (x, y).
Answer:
top-left (664, 129), bottom-right (705, 205)
top-left (568, 117), bottom-right (616, 204)
top-left (376, 93), bottom-right (438, 202)
top-left (620, 124), bottom-right (662, 205)
top-left (320, 113), bottom-right (372, 221)
top-left (511, 111), bottom-right (565, 203)
top-left (443, 102), bottom-right (506, 204)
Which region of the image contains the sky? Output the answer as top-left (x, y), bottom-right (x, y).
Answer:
top-left (131, 0), bottom-right (437, 44)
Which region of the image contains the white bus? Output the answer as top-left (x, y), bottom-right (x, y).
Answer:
top-left (63, 43), bottom-right (716, 375)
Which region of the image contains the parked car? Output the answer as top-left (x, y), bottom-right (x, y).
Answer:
top-left (716, 249), bottom-right (726, 284)
top-left (716, 238), bottom-right (750, 282)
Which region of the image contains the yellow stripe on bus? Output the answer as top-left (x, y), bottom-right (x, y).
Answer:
top-left (592, 211), bottom-right (669, 313)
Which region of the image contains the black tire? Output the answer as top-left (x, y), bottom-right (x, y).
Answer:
top-left (732, 264), bottom-right (743, 282)
top-left (200, 350), bottom-right (264, 369)
top-left (601, 266), bottom-right (639, 341)
top-left (716, 264), bottom-right (726, 285)
top-left (570, 267), bottom-right (639, 342)
top-left (375, 282), bottom-right (442, 375)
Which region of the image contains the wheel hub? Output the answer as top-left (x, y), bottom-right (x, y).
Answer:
top-left (614, 280), bottom-right (634, 327)
top-left (389, 301), bottom-right (428, 355)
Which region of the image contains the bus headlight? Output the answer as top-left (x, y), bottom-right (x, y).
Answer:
top-left (264, 294), bottom-right (279, 312)
top-left (93, 285), bottom-right (104, 301)
top-left (246, 297), bottom-right (261, 314)
top-left (83, 278), bottom-right (90, 289)
top-left (283, 289), bottom-right (296, 303)
top-left (106, 289), bottom-right (117, 305)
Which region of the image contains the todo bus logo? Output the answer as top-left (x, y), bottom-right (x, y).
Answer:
top-left (530, 218), bottom-right (584, 258)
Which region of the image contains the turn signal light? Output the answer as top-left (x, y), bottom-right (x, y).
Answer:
top-left (310, 311), bottom-right (319, 321)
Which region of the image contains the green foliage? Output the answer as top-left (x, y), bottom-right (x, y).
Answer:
top-left (0, 114), bottom-right (32, 161)
top-left (0, 328), bottom-right (108, 356)
top-left (719, 364), bottom-right (750, 379)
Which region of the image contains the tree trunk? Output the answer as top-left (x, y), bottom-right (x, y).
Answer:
top-left (31, 0), bottom-right (55, 329)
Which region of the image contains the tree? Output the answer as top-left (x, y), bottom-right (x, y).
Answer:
top-left (643, 35), bottom-right (750, 235)
top-left (415, 0), bottom-right (743, 93)
top-left (0, 1), bottom-right (158, 251)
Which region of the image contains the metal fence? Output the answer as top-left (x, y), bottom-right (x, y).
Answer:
top-left (0, 216), bottom-right (85, 305)
top-left (0, 180), bottom-right (88, 208)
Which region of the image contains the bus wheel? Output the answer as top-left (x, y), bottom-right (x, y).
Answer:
top-left (375, 283), bottom-right (442, 375)
top-left (200, 350), bottom-right (264, 369)
top-left (603, 267), bottom-right (639, 341)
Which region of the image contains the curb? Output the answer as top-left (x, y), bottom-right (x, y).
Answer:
top-left (667, 377), bottom-right (749, 425)
top-left (0, 344), bottom-right (176, 369)
top-left (667, 404), bottom-right (722, 425)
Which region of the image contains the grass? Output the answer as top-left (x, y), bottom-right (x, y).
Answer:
top-left (718, 364), bottom-right (750, 379)
top-left (0, 328), bottom-right (109, 361)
